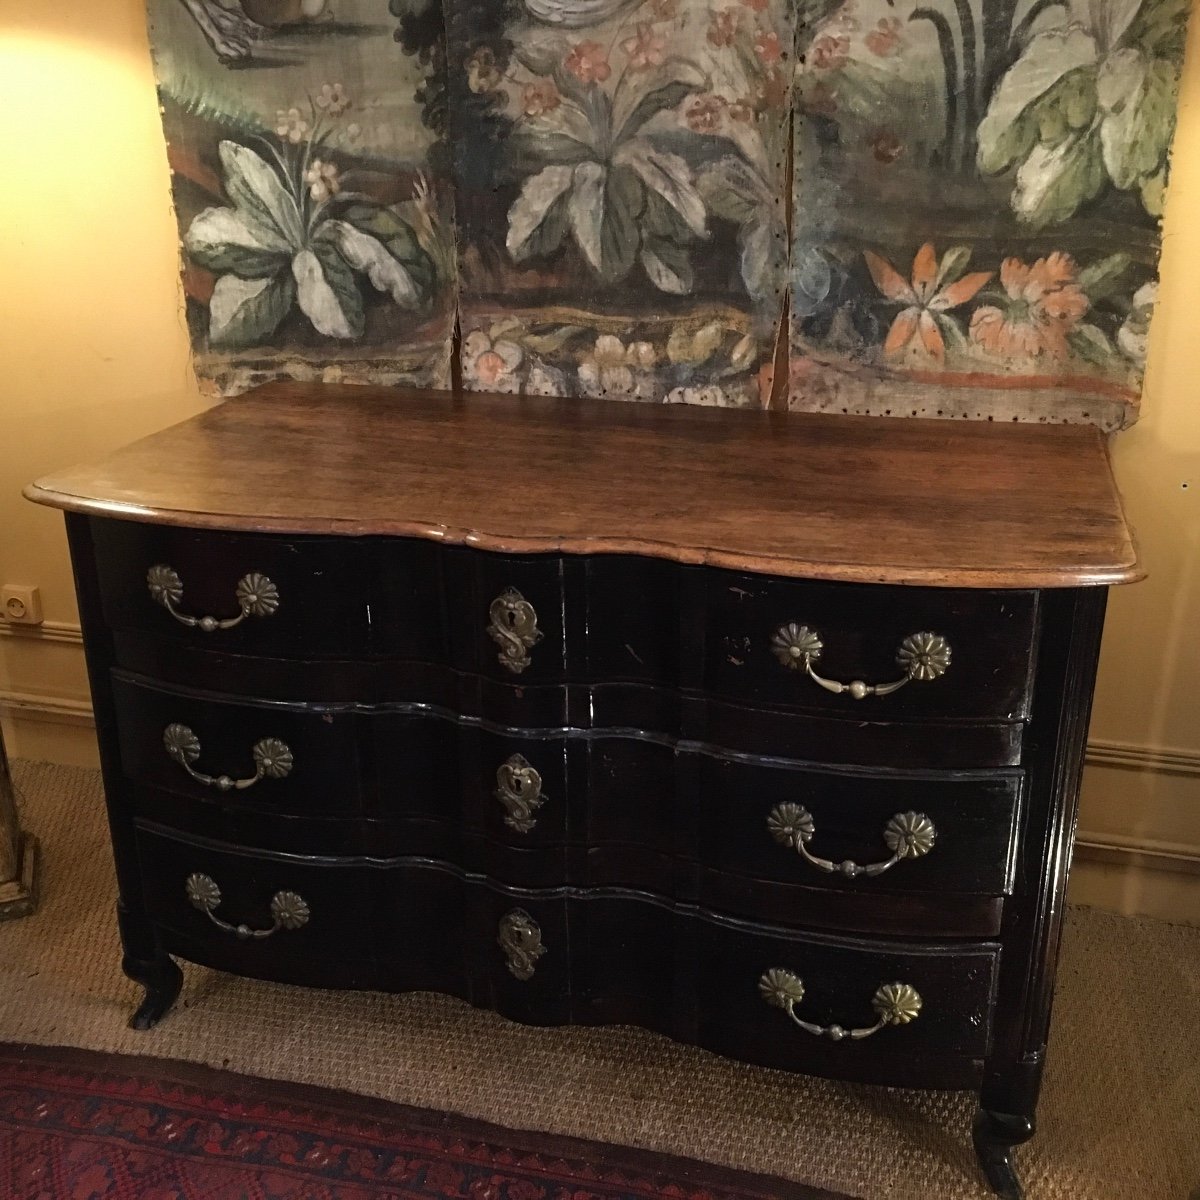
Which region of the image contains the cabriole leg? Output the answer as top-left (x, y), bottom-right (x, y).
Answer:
top-left (973, 1108), bottom-right (1034, 1200)
top-left (123, 950), bottom-right (183, 1030)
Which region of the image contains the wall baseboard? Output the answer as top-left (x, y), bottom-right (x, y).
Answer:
top-left (1085, 738), bottom-right (1200, 778)
top-left (0, 620), bottom-right (84, 647)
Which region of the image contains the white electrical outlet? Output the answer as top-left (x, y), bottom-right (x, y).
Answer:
top-left (2, 585), bottom-right (43, 625)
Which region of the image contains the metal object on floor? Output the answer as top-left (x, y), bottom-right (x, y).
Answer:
top-left (0, 726), bottom-right (39, 921)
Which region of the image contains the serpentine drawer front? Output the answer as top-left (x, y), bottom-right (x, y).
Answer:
top-left (111, 673), bottom-right (361, 818)
top-left (29, 384), bottom-right (1140, 1200)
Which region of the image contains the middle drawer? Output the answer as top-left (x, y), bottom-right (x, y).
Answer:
top-left (113, 676), bottom-right (1022, 913)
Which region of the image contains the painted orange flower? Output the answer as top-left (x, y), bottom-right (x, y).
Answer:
top-left (622, 22), bottom-right (667, 70)
top-left (811, 34), bottom-right (849, 69)
top-left (686, 94), bottom-right (727, 132)
top-left (522, 79), bottom-right (561, 117)
top-left (865, 17), bottom-right (902, 56)
top-left (969, 253), bottom-right (1089, 362)
top-left (754, 29), bottom-right (783, 63)
top-left (741, 0), bottom-right (769, 10)
top-left (869, 128), bottom-right (903, 163)
top-left (865, 243), bottom-right (992, 364)
top-left (708, 9), bottom-right (739, 47)
top-left (756, 66), bottom-right (790, 110)
top-left (564, 40), bottom-right (611, 83)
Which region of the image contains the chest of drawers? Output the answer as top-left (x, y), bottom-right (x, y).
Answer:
top-left (27, 383), bottom-right (1139, 1200)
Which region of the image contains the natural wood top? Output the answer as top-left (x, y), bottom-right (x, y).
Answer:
top-left (26, 382), bottom-right (1140, 588)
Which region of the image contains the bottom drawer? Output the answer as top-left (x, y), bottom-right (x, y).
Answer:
top-left (136, 833), bottom-right (997, 1086)
top-left (136, 824), bottom-right (376, 988)
top-left (571, 897), bottom-right (998, 1086)
top-left (694, 914), bottom-right (997, 1083)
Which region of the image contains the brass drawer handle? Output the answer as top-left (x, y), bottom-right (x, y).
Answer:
top-left (185, 872), bottom-right (309, 940)
top-left (163, 724), bottom-right (293, 793)
top-left (488, 587), bottom-right (543, 674)
top-left (767, 803), bottom-right (936, 879)
top-left (498, 908), bottom-right (546, 980)
top-left (495, 754), bottom-right (545, 833)
top-left (771, 625), bottom-right (951, 699)
top-left (147, 564), bottom-right (279, 633)
top-left (759, 970), bottom-right (922, 1041)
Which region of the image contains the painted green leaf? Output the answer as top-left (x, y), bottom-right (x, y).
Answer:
top-left (337, 204), bottom-right (436, 296)
top-left (567, 162), bottom-right (642, 283)
top-left (641, 237), bottom-right (694, 294)
top-left (614, 139), bottom-right (707, 238)
top-left (507, 164), bottom-right (576, 261)
top-left (1102, 0), bottom-right (1148, 50)
top-left (1125, 0), bottom-right (1189, 55)
top-left (217, 141), bottom-right (304, 249)
top-left (667, 320), bottom-right (725, 365)
top-left (1014, 126), bottom-right (1107, 227)
top-left (977, 28), bottom-right (1099, 174)
top-left (319, 220), bottom-right (422, 309)
top-left (291, 246), bottom-right (363, 340)
top-left (696, 157), bottom-right (766, 226)
top-left (935, 246), bottom-right (973, 290)
top-left (185, 207), bottom-right (291, 279)
top-left (1141, 167), bottom-right (1167, 215)
top-left (510, 99), bottom-right (599, 167)
top-left (738, 217), bottom-right (784, 304)
top-left (208, 271), bottom-right (295, 349)
top-left (934, 313), bottom-right (970, 356)
top-left (522, 325), bottom-right (586, 355)
top-left (612, 59), bottom-right (707, 145)
top-left (1100, 55), bottom-right (1179, 191)
top-left (1068, 322), bottom-right (1117, 367)
top-left (644, 190), bottom-right (695, 242)
top-left (508, 131), bottom-right (598, 175)
top-left (1078, 252), bottom-right (1132, 299)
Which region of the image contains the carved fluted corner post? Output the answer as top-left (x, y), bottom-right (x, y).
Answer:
top-left (0, 728), bottom-right (38, 921)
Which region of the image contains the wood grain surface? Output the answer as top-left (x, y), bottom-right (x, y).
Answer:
top-left (26, 383), bottom-right (1140, 588)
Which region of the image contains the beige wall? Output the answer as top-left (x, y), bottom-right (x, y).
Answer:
top-left (1, 0), bottom-right (1197, 920)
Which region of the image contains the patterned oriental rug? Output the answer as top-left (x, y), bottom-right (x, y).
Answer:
top-left (0, 1043), bottom-right (841, 1200)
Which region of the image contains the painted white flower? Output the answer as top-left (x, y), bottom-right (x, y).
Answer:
top-left (275, 107), bottom-right (310, 144)
top-left (664, 384), bottom-right (733, 406)
top-left (526, 362), bottom-right (568, 396)
top-left (304, 159), bottom-right (341, 202)
top-left (463, 329), bottom-right (525, 393)
top-left (316, 82), bottom-right (351, 116)
top-left (578, 335), bottom-right (657, 399)
top-left (1117, 280), bottom-right (1158, 365)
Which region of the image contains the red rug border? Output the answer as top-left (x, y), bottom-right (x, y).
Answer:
top-left (0, 1041), bottom-right (849, 1200)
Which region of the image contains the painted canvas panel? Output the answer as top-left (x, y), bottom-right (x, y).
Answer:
top-left (789, 0), bottom-right (1189, 428)
top-left (147, 0), bottom-right (458, 396)
top-left (444, 0), bottom-right (793, 407)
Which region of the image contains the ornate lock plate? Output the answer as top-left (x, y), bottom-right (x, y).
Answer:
top-left (498, 908), bottom-right (546, 980)
top-left (487, 588), bottom-right (542, 674)
top-left (495, 755), bottom-right (545, 832)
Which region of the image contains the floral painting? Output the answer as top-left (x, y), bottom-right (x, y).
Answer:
top-left (442, 0), bottom-right (794, 407)
top-left (146, 0), bottom-right (458, 395)
top-left (145, 0), bottom-right (1188, 423)
top-left (789, 0), bottom-right (1189, 428)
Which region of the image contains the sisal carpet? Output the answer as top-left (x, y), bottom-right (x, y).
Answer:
top-left (1, 761), bottom-right (1198, 1200)
top-left (0, 1043), bottom-right (829, 1199)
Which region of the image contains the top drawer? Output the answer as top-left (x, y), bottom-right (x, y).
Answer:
top-left (90, 519), bottom-right (374, 659)
top-left (700, 573), bottom-right (1039, 723)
